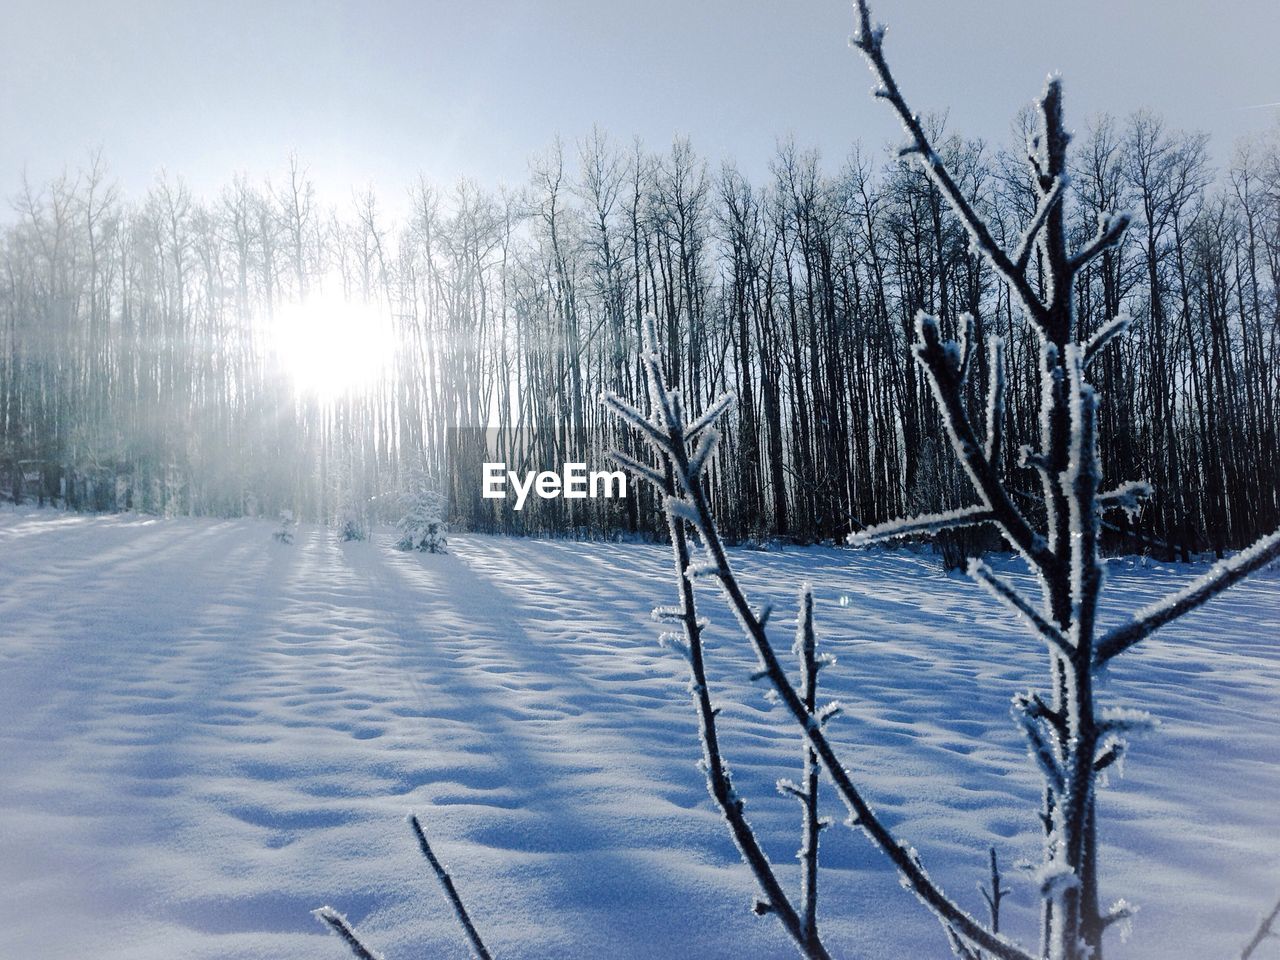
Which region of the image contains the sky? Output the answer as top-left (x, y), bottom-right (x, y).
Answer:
top-left (2, 0), bottom-right (1278, 214)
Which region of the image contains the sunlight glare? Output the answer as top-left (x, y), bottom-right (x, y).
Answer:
top-left (270, 294), bottom-right (397, 400)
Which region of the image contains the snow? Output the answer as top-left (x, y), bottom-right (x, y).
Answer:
top-left (1, 508), bottom-right (1278, 959)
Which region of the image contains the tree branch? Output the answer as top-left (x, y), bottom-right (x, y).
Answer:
top-left (624, 357), bottom-right (831, 960)
top-left (1013, 177), bottom-right (1066, 272)
top-left (314, 907), bottom-right (385, 960)
top-left (409, 815), bottom-right (494, 960)
top-left (968, 560), bottom-right (1074, 659)
top-left (913, 313), bottom-right (1055, 575)
top-left (1082, 313), bottom-right (1131, 368)
top-left (1242, 893), bottom-right (1280, 960)
top-left (980, 847), bottom-right (1011, 935)
top-left (1096, 480), bottom-right (1152, 519)
top-left (851, 0), bottom-right (1051, 331)
top-left (1094, 529), bottom-right (1280, 665)
top-left (985, 335), bottom-right (1006, 468)
top-left (1069, 212), bottom-right (1132, 272)
top-left (849, 505), bottom-right (996, 546)
top-left (612, 332), bottom-right (1038, 960)
top-left (794, 585), bottom-right (826, 949)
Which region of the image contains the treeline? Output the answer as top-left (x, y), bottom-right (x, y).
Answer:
top-left (2, 115), bottom-right (1277, 557)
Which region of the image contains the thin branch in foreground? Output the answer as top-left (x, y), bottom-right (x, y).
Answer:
top-left (984, 335), bottom-right (1006, 468)
top-left (1069, 211), bottom-right (1132, 272)
top-left (1082, 313), bottom-right (1131, 368)
top-left (981, 847), bottom-right (1011, 935)
top-left (911, 311), bottom-right (1054, 576)
top-left (314, 906), bottom-right (385, 960)
top-left (666, 515), bottom-right (826, 958)
top-left (850, 0), bottom-right (1049, 331)
top-left (1096, 480), bottom-right (1152, 519)
top-left (793, 585), bottom-right (828, 950)
top-left (610, 320), bottom-right (1037, 960)
top-left (1242, 893), bottom-right (1280, 960)
top-left (409, 814), bottom-right (494, 960)
top-left (967, 560), bottom-right (1073, 659)
top-left (1012, 177), bottom-right (1065, 272)
top-left (622, 347), bottom-right (831, 960)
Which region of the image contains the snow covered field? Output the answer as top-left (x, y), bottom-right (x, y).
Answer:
top-left (1, 508), bottom-right (1278, 960)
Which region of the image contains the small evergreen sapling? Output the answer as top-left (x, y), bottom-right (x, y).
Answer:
top-left (396, 489), bottom-right (448, 553)
top-left (339, 498), bottom-right (369, 542)
top-left (272, 509), bottom-right (295, 545)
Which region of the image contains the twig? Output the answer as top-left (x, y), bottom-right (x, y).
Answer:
top-left (850, 0), bottom-right (1050, 331)
top-left (609, 323), bottom-right (1037, 960)
top-left (619, 362), bottom-right (832, 959)
top-left (794, 585), bottom-right (826, 949)
top-left (1082, 314), bottom-right (1131, 368)
top-left (984, 335), bottom-right (1006, 468)
top-left (1013, 178), bottom-right (1065, 272)
top-left (1242, 893), bottom-right (1280, 960)
top-left (1096, 480), bottom-right (1151, 517)
top-left (409, 814), bottom-right (494, 960)
top-left (967, 560), bottom-right (1074, 659)
top-left (1069, 212), bottom-right (1132, 273)
top-left (703, 515), bottom-right (1035, 960)
top-left (912, 313), bottom-right (1055, 576)
top-left (314, 906), bottom-right (385, 960)
top-left (848, 505), bottom-right (996, 546)
top-left (980, 847), bottom-right (1011, 935)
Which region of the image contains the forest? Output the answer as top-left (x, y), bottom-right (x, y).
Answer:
top-left (2, 113), bottom-right (1277, 559)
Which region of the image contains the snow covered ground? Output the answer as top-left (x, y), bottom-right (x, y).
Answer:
top-left (1, 508), bottom-right (1278, 960)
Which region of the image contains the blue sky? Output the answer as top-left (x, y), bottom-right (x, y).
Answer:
top-left (2, 0), bottom-right (1277, 209)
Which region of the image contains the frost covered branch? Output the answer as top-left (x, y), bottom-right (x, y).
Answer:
top-left (1082, 314), bottom-right (1131, 368)
top-left (607, 318), bottom-right (1035, 960)
top-left (1069, 212), bottom-right (1132, 272)
top-left (1013, 177), bottom-right (1065, 272)
top-left (846, 2), bottom-right (1280, 956)
top-left (604, 4), bottom-right (1277, 959)
top-left (851, 0), bottom-right (1049, 332)
top-left (410, 814), bottom-right (494, 960)
top-left (984, 336), bottom-right (1006, 468)
top-left (316, 817), bottom-right (492, 960)
top-left (1096, 480), bottom-right (1151, 519)
top-left (849, 505), bottom-right (996, 546)
top-left (910, 312), bottom-right (1053, 574)
top-left (1094, 530), bottom-right (1280, 665)
top-left (608, 332), bottom-right (832, 959)
top-left (967, 560), bottom-right (1073, 659)
top-left (314, 907), bottom-right (384, 960)
top-left (793, 585), bottom-right (829, 948)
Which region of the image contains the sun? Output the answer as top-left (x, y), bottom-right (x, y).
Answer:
top-left (269, 293), bottom-right (398, 401)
